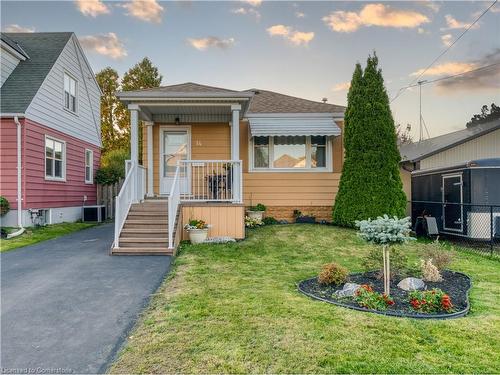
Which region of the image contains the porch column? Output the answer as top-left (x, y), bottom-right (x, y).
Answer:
top-left (129, 104), bottom-right (140, 166)
top-left (231, 104), bottom-right (241, 202)
top-left (129, 104), bottom-right (139, 202)
top-left (144, 121), bottom-right (154, 197)
top-left (230, 104), bottom-right (241, 160)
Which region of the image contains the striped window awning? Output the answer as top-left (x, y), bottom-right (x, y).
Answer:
top-left (248, 117), bottom-right (341, 137)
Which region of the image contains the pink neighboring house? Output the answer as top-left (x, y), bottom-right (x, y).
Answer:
top-left (0, 32), bottom-right (101, 227)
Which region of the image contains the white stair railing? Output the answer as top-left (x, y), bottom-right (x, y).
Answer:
top-left (168, 165), bottom-right (181, 250)
top-left (114, 161), bottom-right (146, 248)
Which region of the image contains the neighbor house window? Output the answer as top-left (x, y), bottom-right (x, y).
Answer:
top-left (85, 149), bottom-right (93, 184)
top-left (64, 73), bottom-right (77, 112)
top-left (252, 135), bottom-right (330, 171)
top-left (45, 137), bottom-right (65, 180)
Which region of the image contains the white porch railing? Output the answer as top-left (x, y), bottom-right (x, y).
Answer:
top-left (168, 166), bottom-right (181, 250)
top-left (177, 160), bottom-right (243, 203)
top-left (166, 160), bottom-right (243, 249)
top-left (114, 161), bottom-right (146, 247)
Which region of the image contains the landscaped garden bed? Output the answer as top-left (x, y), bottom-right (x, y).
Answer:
top-left (298, 270), bottom-right (471, 319)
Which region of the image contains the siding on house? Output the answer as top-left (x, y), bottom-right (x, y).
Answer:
top-left (0, 48), bottom-right (19, 87)
top-left (142, 121), bottom-right (344, 212)
top-left (20, 118), bottom-right (100, 209)
top-left (0, 118), bottom-right (21, 208)
top-left (419, 129), bottom-right (500, 170)
top-left (25, 35), bottom-right (101, 147)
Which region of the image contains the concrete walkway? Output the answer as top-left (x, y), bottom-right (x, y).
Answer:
top-left (1, 223), bottom-right (171, 374)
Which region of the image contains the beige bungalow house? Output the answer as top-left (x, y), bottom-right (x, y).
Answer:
top-left (113, 83), bottom-right (345, 255)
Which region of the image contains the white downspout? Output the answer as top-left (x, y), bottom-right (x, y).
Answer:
top-left (7, 116), bottom-right (25, 238)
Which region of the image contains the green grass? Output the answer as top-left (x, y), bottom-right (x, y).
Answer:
top-left (111, 225), bottom-right (500, 374)
top-left (0, 222), bottom-right (96, 252)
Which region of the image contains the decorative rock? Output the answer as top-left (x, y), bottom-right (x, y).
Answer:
top-left (397, 277), bottom-right (426, 291)
top-left (334, 283), bottom-right (361, 297)
top-left (203, 236), bottom-right (236, 244)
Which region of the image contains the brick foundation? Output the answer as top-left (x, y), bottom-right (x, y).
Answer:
top-left (259, 206), bottom-right (333, 223)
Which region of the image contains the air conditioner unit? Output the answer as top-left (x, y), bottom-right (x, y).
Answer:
top-left (82, 205), bottom-right (106, 223)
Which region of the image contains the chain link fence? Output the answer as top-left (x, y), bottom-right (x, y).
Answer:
top-left (410, 200), bottom-right (500, 257)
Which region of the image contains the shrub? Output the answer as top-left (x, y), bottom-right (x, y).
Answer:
top-left (354, 284), bottom-right (394, 310)
top-left (262, 216), bottom-right (278, 225)
top-left (362, 246), bottom-right (410, 279)
top-left (332, 54), bottom-right (406, 227)
top-left (250, 203), bottom-right (266, 211)
top-left (0, 196), bottom-right (10, 216)
top-left (408, 289), bottom-right (453, 313)
top-left (420, 259), bottom-right (443, 282)
top-left (245, 216), bottom-right (263, 228)
top-left (421, 239), bottom-right (454, 270)
top-left (356, 215), bottom-right (414, 245)
top-left (318, 263), bottom-right (349, 285)
top-left (96, 148), bottom-right (130, 185)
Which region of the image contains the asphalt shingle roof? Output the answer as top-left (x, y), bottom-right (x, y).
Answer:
top-left (117, 82), bottom-right (345, 115)
top-left (246, 89), bottom-right (345, 114)
top-left (399, 118), bottom-right (500, 162)
top-left (0, 32), bottom-right (72, 113)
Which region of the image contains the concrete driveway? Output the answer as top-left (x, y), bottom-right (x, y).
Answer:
top-left (1, 223), bottom-right (171, 374)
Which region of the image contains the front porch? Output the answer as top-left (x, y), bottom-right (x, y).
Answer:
top-left (112, 87), bottom-right (252, 253)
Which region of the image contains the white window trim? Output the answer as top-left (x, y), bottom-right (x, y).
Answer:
top-left (85, 149), bottom-right (93, 184)
top-left (63, 71), bottom-right (78, 115)
top-left (44, 135), bottom-right (67, 182)
top-left (248, 134), bottom-right (333, 173)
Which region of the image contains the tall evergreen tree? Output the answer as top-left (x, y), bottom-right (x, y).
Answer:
top-left (333, 53), bottom-right (406, 227)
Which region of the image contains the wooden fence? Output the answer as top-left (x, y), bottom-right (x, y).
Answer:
top-left (97, 179), bottom-right (123, 219)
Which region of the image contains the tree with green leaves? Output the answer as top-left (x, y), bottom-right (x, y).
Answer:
top-left (333, 53), bottom-right (406, 227)
top-left (95, 57), bottom-right (163, 157)
top-left (466, 103), bottom-right (499, 128)
top-left (119, 57), bottom-right (163, 162)
top-left (96, 67), bottom-right (126, 153)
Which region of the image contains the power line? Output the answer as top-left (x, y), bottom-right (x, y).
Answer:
top-left (398, 62), bottom-right (500, 91)
top-left (391, 0), bottom-right (498, 103)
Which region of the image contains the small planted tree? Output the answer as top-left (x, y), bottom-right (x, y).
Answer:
top-left (356, 215), bottom-right (414, 295)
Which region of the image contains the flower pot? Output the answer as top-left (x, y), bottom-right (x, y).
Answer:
top-left (188, 228), bottom-right (209, 244)
top-left (246, 210), bottom-right (264, 223)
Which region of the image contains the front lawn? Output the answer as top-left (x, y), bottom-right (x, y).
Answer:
top-left (111, 225), bottom-right (500, 374)
top-left (0, 222), bottom-right (96, 252)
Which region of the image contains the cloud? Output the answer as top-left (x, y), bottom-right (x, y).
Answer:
top-left (2, 24), bottom-right (35, 32)
top-left (442, 14), bottom-right (480, 30)
top-left (231, 7), bottom-right (261, 20)
top-left (295, 11), bottom-right (305, 18)
top-left (267, 24), bottom-right (314, 46)
top-left (435, 49), bottom-right (500, 93)
top-left (121, 0), bottom-right (164, 23)
top-left (79, 32), bottom-right (127, 59)
top-left (75, 0), bottom-right (110, 17)
top-left (441, 33), bottom-right (452, 47)
top-left (332, 82), bottom-right (351, 92)
top-left (187, 36), bottom-right (235, 51)
top-left (421, 0), bottom-right (440, 13)
top-left (410, 61), bottom-right (475, 77)
top-left (417, 27), bottom-right (427, 34)
top-left (322, 3), bottom-right (429, 33)
top-left (242, 0), bottom-right (261, 6)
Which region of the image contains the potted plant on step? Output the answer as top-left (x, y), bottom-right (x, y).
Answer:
top-left (246, 203), bottom-right (266, 223)
top-left (184, 219), bottom-right (210, 244)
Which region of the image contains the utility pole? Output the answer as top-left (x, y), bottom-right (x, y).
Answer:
top-left (418, 80), bottom-right (427, 142)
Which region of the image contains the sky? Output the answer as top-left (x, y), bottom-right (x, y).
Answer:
top-left (2, 0), bottom-right (499, 139)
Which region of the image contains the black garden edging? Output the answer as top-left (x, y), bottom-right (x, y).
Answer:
top-left (297, 271), bottom-right (472, 320)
